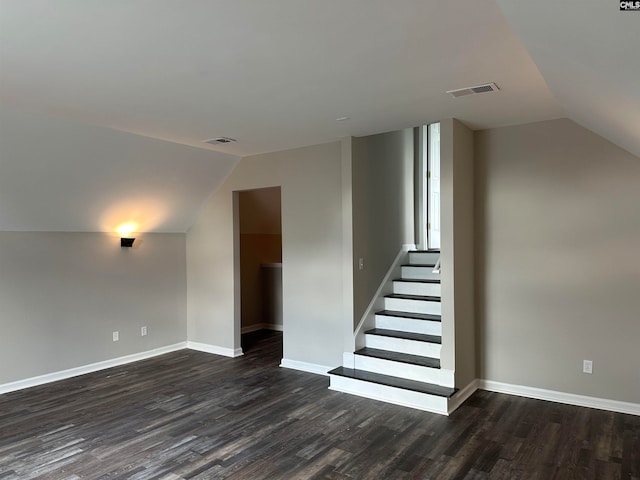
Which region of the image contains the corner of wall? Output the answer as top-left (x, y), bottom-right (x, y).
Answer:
top-left (341, 137), bottom-right (355, 353)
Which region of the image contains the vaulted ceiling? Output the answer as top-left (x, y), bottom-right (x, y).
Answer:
top-left (0, 0), bottom-right (637, 232)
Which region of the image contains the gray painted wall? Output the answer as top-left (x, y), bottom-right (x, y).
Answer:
top-left (0, 232), bottom-right (187, 384)
top-left (351, 129), bottom-right (415, 326)
top-left (8, 118), bottom-right (636, 409)
top-left (187, 141), bottom-right (346, 368)
top-left (440, 119), bottom-right (476, 384)
top-left (475, 118), bottom-right (640, 403)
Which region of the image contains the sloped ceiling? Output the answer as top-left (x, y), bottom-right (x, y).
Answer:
top-left (0, 108), bottom-right (238, 232)
top-left (495, 0), bottom-right (640, 158)
top-left (0, 0), bottom-right (636, 232)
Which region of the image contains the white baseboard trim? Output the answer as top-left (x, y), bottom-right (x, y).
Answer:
top-left (0, 342), bottom-right (188, 395)
top-left (187, 341), bottom-right (243, 358)
top-left (479, 379), bottom-right (640, 416)
top-left (280, 358), bottom-right (332, 376)
top-left (448, 379), bottom-right (480, 414)
top-left (240, 323), bottom-right (284, 334)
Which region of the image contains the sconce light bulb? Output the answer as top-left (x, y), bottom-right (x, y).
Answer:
top-left (116, 222), bottom-right (137, 237)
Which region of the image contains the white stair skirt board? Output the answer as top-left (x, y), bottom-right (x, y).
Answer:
top-left (401, 266), bottom-right (440, 281)
top-left (393, 281), bottom-right (441, 297)
top-left (329, 374), bottom-right (449, 415)
top-left (0, 342), bottom-right (188, 395)
top-left (280, 358), bottom-right (332, 376)
top-left (440, 369), bottom-right (455, 388)
top-left (384, 297), bottom-right (441, 315)
top-left (365, 334), bottom-right (441, 358)
top-left (354, 354), bottom-right (441, 384)
top-left (342, 352), bottom-right (356, 369)
top-left (186, 341), bottom-right (244, 358)
top-left (479, 380), bottom-right (640, 417)
top-left (408, 252), bottom-right (440, 265)
top-left (375, 314), bottom-right (441, 336)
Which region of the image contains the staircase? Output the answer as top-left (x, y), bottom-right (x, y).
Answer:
top-left (329, 250), bottom-right (457, 414)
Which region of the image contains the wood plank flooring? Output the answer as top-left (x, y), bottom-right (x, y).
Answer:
top-left (1, 331), bottom-right (638, 479)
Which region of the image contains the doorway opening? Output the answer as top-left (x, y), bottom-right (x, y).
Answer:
top-left (235, 187), bottom-right (283, 356)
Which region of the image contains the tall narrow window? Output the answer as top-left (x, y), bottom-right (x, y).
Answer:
top-left (427, 123), bottom-right (441, 250)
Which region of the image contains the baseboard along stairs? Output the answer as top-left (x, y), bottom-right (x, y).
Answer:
top-left (329, 250), bottom-right (463, 415)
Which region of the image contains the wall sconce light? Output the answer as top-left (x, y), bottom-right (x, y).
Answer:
top-left (120, 237), bottom-right (135, 248)
top-left (117, 222), bottom-right (137, 248)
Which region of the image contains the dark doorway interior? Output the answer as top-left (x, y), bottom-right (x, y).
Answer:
top-left (238, 187), bottom-right (283, 344)
top-left (241, 329), bottom-right (283, 357)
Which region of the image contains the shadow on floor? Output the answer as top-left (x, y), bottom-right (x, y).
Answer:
top-left (241, 329), bottom-right (283, 357)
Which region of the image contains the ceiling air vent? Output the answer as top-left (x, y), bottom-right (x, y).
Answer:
top-left (204, 137), bottom-right (236, 145)
top-left (446, 82), bottom-right (499, 98)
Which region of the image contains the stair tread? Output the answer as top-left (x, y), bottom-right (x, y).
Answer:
top-left (355, 347), bottom-right (441, 368)
top-left (402, 263), bottom-right (436, 268)
top-left (328, 367), bottom-right (455, 397)
top-left (376, 310), bottom-right (441, 322)
top-left (394, 278), bottom-right (440, 284)
top-left (365, 328), bottom-right (441, 344)
top-left (386, 293), bottom-right (441, 302)
top-left (411, 249), bottom-right (440, 253)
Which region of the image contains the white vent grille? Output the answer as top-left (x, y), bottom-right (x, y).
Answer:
top-left (204, 137), bottom-right (236, 145)
top-left (446, 83), bottom-right (499, 98)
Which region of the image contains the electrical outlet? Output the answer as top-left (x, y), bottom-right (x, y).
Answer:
top-left (112, 331), bottom-right (119, 342)
top-left (583, 359), bottom-right (593, 374)
top-left (359, 258), bottom-right (364, 270)
top-left (141, 326), bottom-right (147, 336)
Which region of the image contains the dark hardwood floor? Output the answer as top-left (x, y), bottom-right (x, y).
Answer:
top-left (1, 331), bottom-right (638, 479)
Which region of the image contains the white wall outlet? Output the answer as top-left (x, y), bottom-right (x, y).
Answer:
top-left (112, 331), bottom-right (119, 342)
top-left (583, 359), bottom-right (593, 374)
top-left (141, 326), bottom-right (147, 336)
top-left (359, 258), bottom-right (364, 270)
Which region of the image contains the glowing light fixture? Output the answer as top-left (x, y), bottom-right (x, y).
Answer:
top-left (117, 222), bottom-right (137, 248)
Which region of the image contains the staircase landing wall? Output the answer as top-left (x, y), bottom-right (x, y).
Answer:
top-left (351, 129), bottom-right (415, 328)
top-left (440, 119), bottom-right (476, 386)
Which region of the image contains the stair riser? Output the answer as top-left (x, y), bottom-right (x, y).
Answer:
top-left (329, 375), bottom-right (449, 415)
top-left (375, 315), bottom-right (441, 336)
top-left (365, 335), bottom-right (441, 358)
top-left (354, 355), bottom-right (440, 384)
top-left (384, 297), bottom-right (441, 315)
top-left (401, 266), bottom-right (440, 281)
top-left (393, 281), bottom-right (441, 297)
top-left (409, 252), bottom-right (439, 265)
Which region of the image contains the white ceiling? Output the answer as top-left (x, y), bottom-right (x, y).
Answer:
top-left (0, 0), bottom-right (636, 232)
